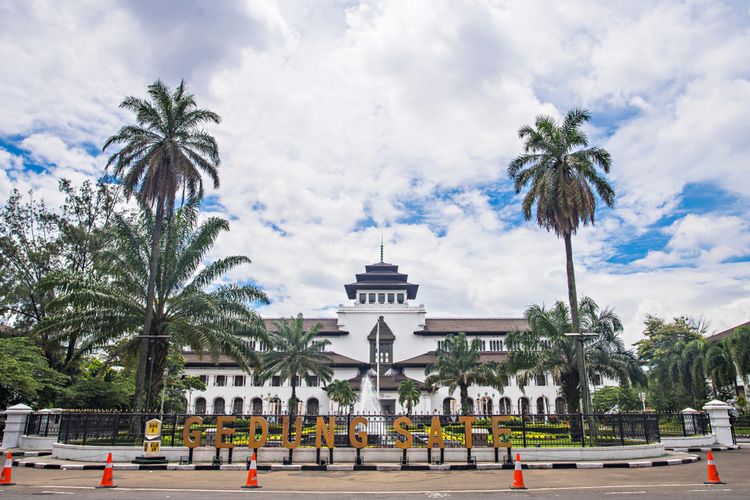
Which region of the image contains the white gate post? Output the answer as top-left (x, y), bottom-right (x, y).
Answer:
top-left (1, 403), bottom-right (33, 450)
top-left (702, 399), bottom-right (733, 446)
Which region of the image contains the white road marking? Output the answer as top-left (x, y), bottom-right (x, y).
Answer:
top-left (31, 483), bottom-right (720, 495)
top-left (604, 492), bottom-right (646, 495)
top-left (689, 489), bottom-right (732, 493)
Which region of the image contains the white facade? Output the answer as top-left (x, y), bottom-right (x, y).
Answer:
top-left (184, 258), bottom-right (604, 415)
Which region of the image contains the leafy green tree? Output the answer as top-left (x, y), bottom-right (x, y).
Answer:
top-left (508, 109), bottom-right (615, 413)
top-left (39, 201), bottom-right (267, 410)
top-left (592, 386), bottom-right (641, 413)
top-left (635, 315), bottom-right (705, 362)
top-left (159, 352), bottom-right (206, 414)
top-left (505, 297), bottom-right (643, 413)
top-left (57, 358), bottom-right (133, 410)
top-left (724, 326), bottom-right (750, 402)
top-left (326, 379), bottom-right (357, 414)
top-left (0, 337), bottom-right (67, 409)
top-left (397, 379), bottom-right (421, 415)
top-left (0, 180), bottom-right (119, 373)
top-left (259, 315), bottom-right (333, 414)
top-left (424, 333), bottom-right (501, 415)
top-left (103, 80), bottom-right (221, 410)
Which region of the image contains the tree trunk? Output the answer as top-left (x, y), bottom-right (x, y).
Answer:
top-left (133, 195), bottom-right (165, 412)
top-left (289, 376), bottom-right (298, 415)
top-left (459, 384), bottom-right (470, 415)
top-left (564, 232), bottom-right (590, 414)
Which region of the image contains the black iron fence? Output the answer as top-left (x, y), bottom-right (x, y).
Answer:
top-left (50, 411), bottom-right (711, 448)
top-left (25, 412), bottom-right (62, 437)
top-left (655, 412), bottom-right (711, 437)
top-left (732, 415), bottom-right (750, 442)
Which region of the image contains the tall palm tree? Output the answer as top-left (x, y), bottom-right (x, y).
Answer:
top-left (259, 315), bottom-right (334, 414)
top-left (397, 379), bottom-right (421, 415)
top-left (424, 333), bottom-right (501, 415)
top-left (326, 379), bottom-right (357, 414)
top-left (38, 202), bottom-right (267, 410)
top-left (508, 108), bottom-right (615, 413)
top-left (505, 297), bottom-right (643, 413)
top-left (725, 327), bottom-right (750, 401)
top-left (103, 80), bottom-right (221, 410)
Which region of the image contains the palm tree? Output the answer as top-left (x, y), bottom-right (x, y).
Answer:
top-left (326, 379), bottom-right (357, 414)
top-left (424, 333), bottom-right (501, 415)
top-left (724, 327), bottom-right (750, 402)
top-left (508, 108), bottom-right (615, 413)
top-left (397, 379), bottom-right (421, 415)
top-left (259, 315), bottom-right (334, 414)
top-left (39, 202), bottom-right (267, 410)
top-left (103, 80), bottom-right (221, 410)
top-left (505, 297), bottom-right (643, 413)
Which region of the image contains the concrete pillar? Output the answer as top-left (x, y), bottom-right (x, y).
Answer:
top-left (1, 403), bottom-right (33, 450)
top-left (702, 399), bottom-right (733, 445)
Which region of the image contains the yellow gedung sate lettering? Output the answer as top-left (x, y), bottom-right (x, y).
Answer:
top-left (248, 416), bottom-right (268, 449)
top-left (349, 416), bottom-right (368, 449)
top-left (427, 415), bottom-right (445, 449)
top-left (182, 416), bottom-right (203, 449)
top-left (393, 416), bottom-right (413, 450)
top-left (282, 415), bottom-right (303, 449)
top-left (458, 416), bottom-right (478, 449)
top-left (491, 416), bottom-right (511, 448)
top-left (215, 416), bottom-right (236, 449)
top-left (315, 416), bottom-right (336, 449)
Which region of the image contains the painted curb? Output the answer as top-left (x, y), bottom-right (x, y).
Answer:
top-left (10, 455), bottom-right (700, 471)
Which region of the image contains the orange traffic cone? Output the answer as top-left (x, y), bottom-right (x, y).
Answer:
top-left (96, 453), bottom-right (116, 489)
top-left (704, 450), bottom-right (724, 485)
top-left (510, 453), bottom-right (527, 490)
top-left (0, 452), bottom-right (14, 486)
top-left (242, 452), bottom-right (262, 489)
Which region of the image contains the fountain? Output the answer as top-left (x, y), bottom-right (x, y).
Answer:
top-left (355, 372), bottom-right (385, 445)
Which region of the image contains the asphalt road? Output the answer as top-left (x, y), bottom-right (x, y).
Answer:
top-left (2, 449), bottom-right (749, 499)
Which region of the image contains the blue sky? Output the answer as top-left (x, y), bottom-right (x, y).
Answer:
top-left (1, 0), bottom-right (749, 344)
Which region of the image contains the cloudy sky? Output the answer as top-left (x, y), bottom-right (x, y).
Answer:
top-left (1, 0), bottom-right (749, 345)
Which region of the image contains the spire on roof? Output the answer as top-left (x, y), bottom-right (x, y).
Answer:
top-left (380, 234), bottom-right (384, 263)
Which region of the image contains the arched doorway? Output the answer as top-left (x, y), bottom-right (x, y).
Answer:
top-left (306, 398), bottom-right (319, 415)
top-left (269, 397), bottom-right (282, 415)
top-left (480, 396), bottom-right (493, 416)
top-left (442, 397), bottom-right (457, 415)
top-left (194, 397), bottom-right (206, 415)
top-left (213, 397), bottom-right (226, 415)
top-left (518, 397), bottom-right (530, 415)
top-left (536, 396), bottom-right (547, 415)
top-left (251, 397), bottom-right (263, 415)
top-left (554, 397), bottom-right (567, 414)
top-left (498, 397), bottom-right (511, 414)
top-left (232, 397), bottom-right (244, 415)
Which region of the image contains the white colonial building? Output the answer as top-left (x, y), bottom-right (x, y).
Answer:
top-left (184, 257), bottom-right (605, 416)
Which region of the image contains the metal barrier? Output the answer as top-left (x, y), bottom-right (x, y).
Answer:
top-left (25, 412), bottom-right (62, 437)
top-left (54, 411), bottom-right (688, 448)
top-left (655, 412), bottom-right (711, 437)
top-left (732, 415), bottom-right (750, 442)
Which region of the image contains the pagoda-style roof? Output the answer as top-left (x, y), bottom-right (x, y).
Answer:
top-left (264, 318), bottom-right (348, 336)
top-left (367, 316), bottom-right (396, 341)
top-left (183, 351), bottom-right (368, 369)
top-left (344, 261), bottom-right (419, 300)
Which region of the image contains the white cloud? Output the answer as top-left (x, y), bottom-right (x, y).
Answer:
top-left (1, 0), bottom-right (749, 346)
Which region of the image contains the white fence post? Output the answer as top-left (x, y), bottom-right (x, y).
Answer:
top-left (1, 403), bottom-right (33, 450)
top-left (702, 399), bottom-right (733, 446)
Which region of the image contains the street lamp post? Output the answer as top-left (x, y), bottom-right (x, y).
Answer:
top-left (639, 392), bottom-right (647, 412)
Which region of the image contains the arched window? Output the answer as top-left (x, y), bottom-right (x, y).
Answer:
top-left (306, 398), bottom-right (319, 415)
top-left (194, 397), bottom-right (206, 415)
top-left (536, 396), bottom-right (547, 415)
top-left (498, 397), bottom-right (511, 414)
top-left (554, 397), bottom-right (567, 414)
top-left (213, 397), bottom-right (225, 415)
top-left (467, 398), bottom-right (475, 413)
top-left (269, 397), bottom-right (282, 415)
top-left (442, 397), bottom-right (457, 415)
top-left (251, 397), bottom-right (263, 415)
top-left (518, 397), bottom-right (530, 415)
top-left (232, 397), bottom-right (244, 415)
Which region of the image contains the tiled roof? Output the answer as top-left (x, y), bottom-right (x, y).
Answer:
top-left (182, 351), bottom-right (367, 368)
top-left (263, 318), bottom-right (347, 336)
top-left (705, 320), bottom-right (750, 342)
top-left (345, 373), bottom-right (427, 391)
top-left (415, 318), bottom-right (528, 335)
top-left (394, 350), bottom-right (508, 367)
